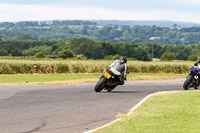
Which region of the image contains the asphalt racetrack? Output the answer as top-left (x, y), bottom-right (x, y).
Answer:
top-left (0, 78), bottom-right (185, 133)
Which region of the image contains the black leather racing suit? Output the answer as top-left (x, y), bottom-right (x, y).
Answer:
top-left (194, 60), bottom-right (200, 66)
top-left (109, 60), bottom-right (128, 86)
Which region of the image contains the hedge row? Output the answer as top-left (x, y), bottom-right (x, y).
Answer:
top-left (0, 62), bottom-right (191, 74)
top-left (128, 64), bottom-right (190, 74)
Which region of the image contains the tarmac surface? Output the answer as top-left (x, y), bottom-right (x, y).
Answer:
top-left (0, 78), bottom-right (185, 133)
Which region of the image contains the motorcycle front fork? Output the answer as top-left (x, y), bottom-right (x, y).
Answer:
top-left (193, 78), bottom-right (200, 89)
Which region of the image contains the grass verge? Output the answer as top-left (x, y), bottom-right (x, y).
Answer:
top-left (0, 73), bottom-right (186, 85)
top-left (0, 73), bottom-right (101, 85)
top-left (93, 91), bottom-right (200, 133)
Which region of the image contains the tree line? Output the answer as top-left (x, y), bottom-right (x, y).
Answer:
top-left (1, 20), bottom-right (200, 45)
top-left (0, 36), bottom-right (200, 61)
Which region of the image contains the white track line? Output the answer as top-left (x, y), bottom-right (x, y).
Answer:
top-left (83, 90), bottom-right (180, 133)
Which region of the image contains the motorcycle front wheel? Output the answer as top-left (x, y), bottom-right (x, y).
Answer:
top-left (94, 77), bottom-right (107, 92)
top-left (183, 75), bottom-right (193, 90)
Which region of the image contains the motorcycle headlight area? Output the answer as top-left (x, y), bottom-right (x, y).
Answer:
top-left (194, 75), bottom-right (199, 79)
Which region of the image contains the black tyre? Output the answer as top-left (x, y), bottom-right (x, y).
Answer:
top-left (183, 75), bottom-right (193, 90)
top-left (195, 86), bottom-right (199, 89)
top-left (94, 77), bottom-right (107, 92)
top-left (107, 89), bottom-right (112, 92)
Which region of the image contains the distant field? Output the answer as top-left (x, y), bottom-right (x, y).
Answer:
top-left (0, 59), bottom-right (194, 65)
top-left (0, 59), bottom-right (194, 74)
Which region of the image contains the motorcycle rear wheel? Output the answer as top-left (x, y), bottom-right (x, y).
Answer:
top-left (183, 75), bottom-right (193, 90)
top-left (94, 77), bottom-right (107, 92)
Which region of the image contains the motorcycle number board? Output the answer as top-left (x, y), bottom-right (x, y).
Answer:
top-left (104, 72), bottom-right (111, 79)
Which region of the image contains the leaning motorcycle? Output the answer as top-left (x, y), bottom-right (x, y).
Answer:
top-left (183, 65), bottom-right (200, 90)
top-left (94, 68), bottom-right (124, 92)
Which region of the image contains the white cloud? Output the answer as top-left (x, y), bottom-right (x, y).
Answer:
top-left (0, 4), bottom-right (199, 23)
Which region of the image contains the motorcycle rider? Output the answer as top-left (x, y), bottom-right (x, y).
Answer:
top-left (109, 56), bottom-right (128, 86)
top-left (194, 59), bottom-right (200, 66)
top-left (186, 59), bottom-right (200, 78)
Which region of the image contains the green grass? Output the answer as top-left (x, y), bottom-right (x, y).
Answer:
top-left (93, 91), bottom-right (200, 133)
top-left (129, 73), bottom-right (186, 80)
top-left (0, 73), bottom-right (186, 85)
top-left (0, 73), bottom-right (101, 84)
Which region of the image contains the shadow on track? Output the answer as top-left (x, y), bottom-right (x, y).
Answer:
top-left (101, 91), bottom-right (142, 93)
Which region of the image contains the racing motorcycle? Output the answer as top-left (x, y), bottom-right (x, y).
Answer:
top-left (183, 65), bottom-right (200, 90)
top-left (94, 68), bottom-right (125, 92)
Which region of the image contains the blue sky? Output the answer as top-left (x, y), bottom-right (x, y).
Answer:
top-left (0, 0), bottom-right (200, 23)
